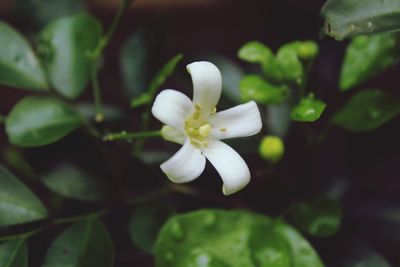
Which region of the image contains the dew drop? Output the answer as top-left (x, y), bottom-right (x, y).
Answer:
top-left (170, 221), bottom-right (184, 241)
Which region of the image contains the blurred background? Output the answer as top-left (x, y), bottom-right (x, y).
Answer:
top-left (1, 0), bottom-right (400, 266)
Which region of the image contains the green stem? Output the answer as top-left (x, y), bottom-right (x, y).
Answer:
top-left (90, 0), bottom-right (134, 59)
top-left (91, 66), bottom-right (103, 122)
top-left (53, 209), bottom-right (109, 225)
top-left (103, 130), bottom-right (161, 141)
top-left (88, 0), bottom-right (135, 122)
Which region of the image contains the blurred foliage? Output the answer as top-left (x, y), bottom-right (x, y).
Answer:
top-left (321, 0), bottom-right (400, 40)
top-left (0, 21), bottom-right (48, 91)
top-left (340, 33), bottom-right (400, 90)
top-left (0, 165), bottom-right (47, 227)
top-left (259, 135), bottom-right (285, 163)
top-left (333, 89), bottom-right (400, 132)
top-left (155, 210), bottom-right (324, 267)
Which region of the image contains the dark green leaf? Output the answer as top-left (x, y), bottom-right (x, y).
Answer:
top-left (155, 209), bottom-right (324, 267)
top-left (130, 54), bottom-right (183, 107)
top-left (291, 198), bottom-right (342, 237)
top-left (129, 202), bottom-right (175, 253)
top-left (339, 244), bottom-right (391, 267)
top-left (37, 14), bottom-right (102, 99)
top-left (13, 0), bottom-right (83, 28)
top-left (120, 29), bottom-right (154, 98)
top-left (240, 75), bottom-right (289, 104)
top-left (0, 238), bottom-right (28, 267)
top-left (42, 163), bottom-right (111, 202)
top-left (291, 95), bottom-right (326, 122)
top-left (333, 89), bottom-right (400, 132)
top-left (6, 96), bottom-right (82, 147)
top-left (340, 34), bottom-right (400, 90)
top-left (321, 0), bottom-right (400, 40)
top-left (0, 164), bottom-right (47, 227)
top-left (42, 219), bottom-right (114, 267)
top-left (0, 21), bottom-right (48, 90)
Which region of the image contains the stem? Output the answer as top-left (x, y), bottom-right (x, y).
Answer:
top-left (91, 66), bottom-right (103, 122)
top-left (0, 114), bottom-right (5, 124)
top-left (88, 0), bottom-right (135, 122)
top-left (90, 0), bottom-right (134, 59)
top-left (53, 209), bottom-right (109, 225)
top-left (103, 130), bottom-right (161, 141)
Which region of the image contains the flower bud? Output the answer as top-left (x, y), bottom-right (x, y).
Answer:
top-left (259, 135), bottom-right (285, 163)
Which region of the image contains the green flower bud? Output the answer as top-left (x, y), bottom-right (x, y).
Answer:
top-left (259, 135), bottom-right (285, 163)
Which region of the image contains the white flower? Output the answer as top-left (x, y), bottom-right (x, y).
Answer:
top-left (151, 61), bottom-right (262, 195)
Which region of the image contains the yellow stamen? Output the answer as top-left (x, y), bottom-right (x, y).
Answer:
top-left (193, 111), bottom-right (200, 120)
top-left (195, 104), bottom-right (203, 110)
top-left (199, 124), bottom-right (212, 137)
top-left (219, 128), bottom-right (227, 132)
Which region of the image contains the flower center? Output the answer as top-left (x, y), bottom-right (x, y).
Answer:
top-left (185, 104), bottom-right (215, 149)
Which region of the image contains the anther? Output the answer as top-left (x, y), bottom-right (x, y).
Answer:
top-left (219, 128), bottom-right (227, 132)
top-left (199, 124), bottom-right (212, 137)
top-left (195, 104), bottom-right (203, 110)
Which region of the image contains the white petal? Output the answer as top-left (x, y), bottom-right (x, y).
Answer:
top-left (151, 89), bottom-right (194, 132)
top-left (160, 139), bottom-right (206, 183)
top-left (208, 101), bottom-right (262, 140)
top-left (161, 125), bottom-right (186, 145)
top-left (187, 61), bottom-right (222, 113)
top-left (203, 140), bottom-right (250, 195)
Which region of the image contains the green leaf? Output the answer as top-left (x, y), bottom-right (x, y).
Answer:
top-left (340, 34), bottom-right (400, 90)
top-left (42, 163), bottom-right (111, 202)
top-left (155, 209), bottom-right (324, 267)
top-left (0, 21), bottom-right (48, 91)
top-left (333, 89), bottom-right (400, 132)
top-left (291, 198), bottom-right (342, 237)
top-left (130, 54), bottom-right (183, 107)
top-left (37, 14), bottom-right (102, 99)
top-left (0, 164), bottom-right (47, 227)
top-left (279, 41), bottom-right (319, 61)
top-left (276, 48), bottom-right (304, 84)
top-left (291, 94), bottom-right (326, 122)
top-left (129, 202), bottom-right (175, 253)
top-left (321, 0), bottom-right (400, 40)
top-left (238, 41), bottom-right (273, 66)
top-left (42, 219), bottom-right (114, 267)
top-left (120, 29), bottom-right (154, 98)
top-left (0, 238), bottom-right (28, 267)
top-left (274, 222), bottom-right (324, 267)
top-left (240, 75), bottom-right (289, 104)
top-left (6, 96), bottom-right (82, 147)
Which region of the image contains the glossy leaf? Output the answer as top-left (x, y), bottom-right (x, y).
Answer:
top-left (0, 164), bottom-right (47, 227)
top-left (155, 209), bottom-right (324, 267)
top-left (0, 238), bottom-right (28, 267)
top-left (0, 21), bottom-right (47, 90)
top-left (340, 34), bottom-right (400, 90)
top-left (291, 95), bottom-right (326, 122)
top-left (37, 14), bottom-right (102, 99)
top-left (6, 96), bottom-right (82, 147)
top-left (333, 89), bottom-right (400, 132)
top-left (129, 202), bottom-right (175, 253)
top-left (240, 75), bottom-right (289, 104)
top-left (42, 163), bottom-right (111, 202)
top-left (274, 222), bottom-right (324, 267)
top-left (42, 219), bottom-right (114, 267)
top-left (130, 54), bottom-right (183, 107)
top-left (291, 198), bottom-right (342, 237)
top-left (321, 0), bottom-right (400, 40)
